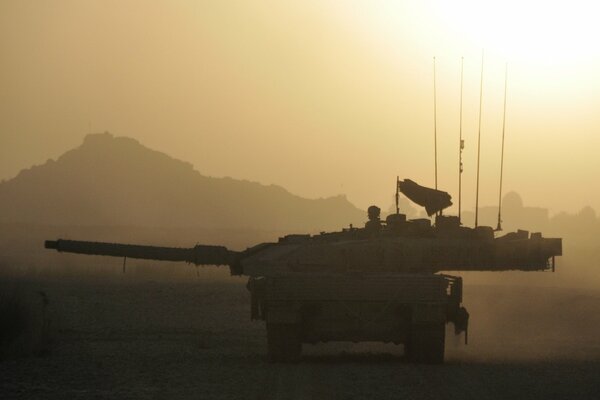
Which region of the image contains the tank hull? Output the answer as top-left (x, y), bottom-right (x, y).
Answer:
top-left (250, 273), bottom-right (465, 363)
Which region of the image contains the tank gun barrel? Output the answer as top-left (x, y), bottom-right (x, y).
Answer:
top-left (44, 239), bottom-right (237, 266)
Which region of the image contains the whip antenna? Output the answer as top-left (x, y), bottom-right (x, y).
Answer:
top-left (475, 50), bottom-right (484, 227)
top-left (433, 56), bottom-right (438, 191)
top-left (496, 63), bottom-right (508, 231)
top-left (458, 56), bottom-right (465, 223)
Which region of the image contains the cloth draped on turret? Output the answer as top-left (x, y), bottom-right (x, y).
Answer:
top-left (398, 179), bottom-right (453, 216)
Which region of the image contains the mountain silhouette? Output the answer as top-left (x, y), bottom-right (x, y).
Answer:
top-left (0, 133), bottom-right (365, 230)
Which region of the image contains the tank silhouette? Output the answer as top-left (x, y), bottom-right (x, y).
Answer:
top-left (44, 179), bottom-right (562, 363)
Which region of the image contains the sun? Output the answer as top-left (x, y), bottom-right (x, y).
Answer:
top-left (432, 0), bottom-right (600, 66)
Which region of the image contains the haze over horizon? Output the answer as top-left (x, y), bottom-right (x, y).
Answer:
top-left (2, 1), bottom-right (599, 214)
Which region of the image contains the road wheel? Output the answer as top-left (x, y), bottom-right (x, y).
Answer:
top-left (405, 323), bottom-right (445, 364)
top-left (267, 324), bottom-right (302, 362)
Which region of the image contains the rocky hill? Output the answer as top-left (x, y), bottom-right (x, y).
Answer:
top-left (0, 133), bottom-right (364, 231)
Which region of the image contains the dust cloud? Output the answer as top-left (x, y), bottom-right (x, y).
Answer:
top-left (1, 202), bottom-right (599, 399)
top-left (2, 218), bottom-right (599, 363)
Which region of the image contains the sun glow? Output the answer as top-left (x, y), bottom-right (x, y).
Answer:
top-left (432, 0), bottom-right (600, 65)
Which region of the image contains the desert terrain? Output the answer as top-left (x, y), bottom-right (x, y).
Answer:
top-left (1, 261), bottom-right (599, 400)
top-left (1, 224), bottom-right (599, 399)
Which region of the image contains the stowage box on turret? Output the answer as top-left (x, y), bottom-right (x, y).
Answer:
top-left (45, 179), bottom-right (561, 363)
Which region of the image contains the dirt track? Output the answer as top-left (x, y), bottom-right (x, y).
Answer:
top-left (1, 277), bottom-right (599, 399)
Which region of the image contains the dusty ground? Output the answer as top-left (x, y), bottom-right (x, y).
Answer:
top-left (1, 274), bottom-right (599, 400)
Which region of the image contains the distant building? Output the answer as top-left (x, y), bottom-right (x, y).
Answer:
top-left (461, 192), bottom-right (549, 232)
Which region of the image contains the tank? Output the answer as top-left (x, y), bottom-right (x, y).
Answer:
top-left (44, 178), bottom-right (562, 363)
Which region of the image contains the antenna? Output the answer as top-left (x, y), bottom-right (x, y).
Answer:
top-left (475, 50), bottom-right (484, 228)
top-left (433, 56), bottom-right (438, 191)
top-left (458, 56), bottom-right (465, 224)
top-left (496, 63), bottom-right (508, 231)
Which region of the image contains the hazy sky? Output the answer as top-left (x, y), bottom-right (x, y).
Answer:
top-left (2, 0), bottom-right (600, 215)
